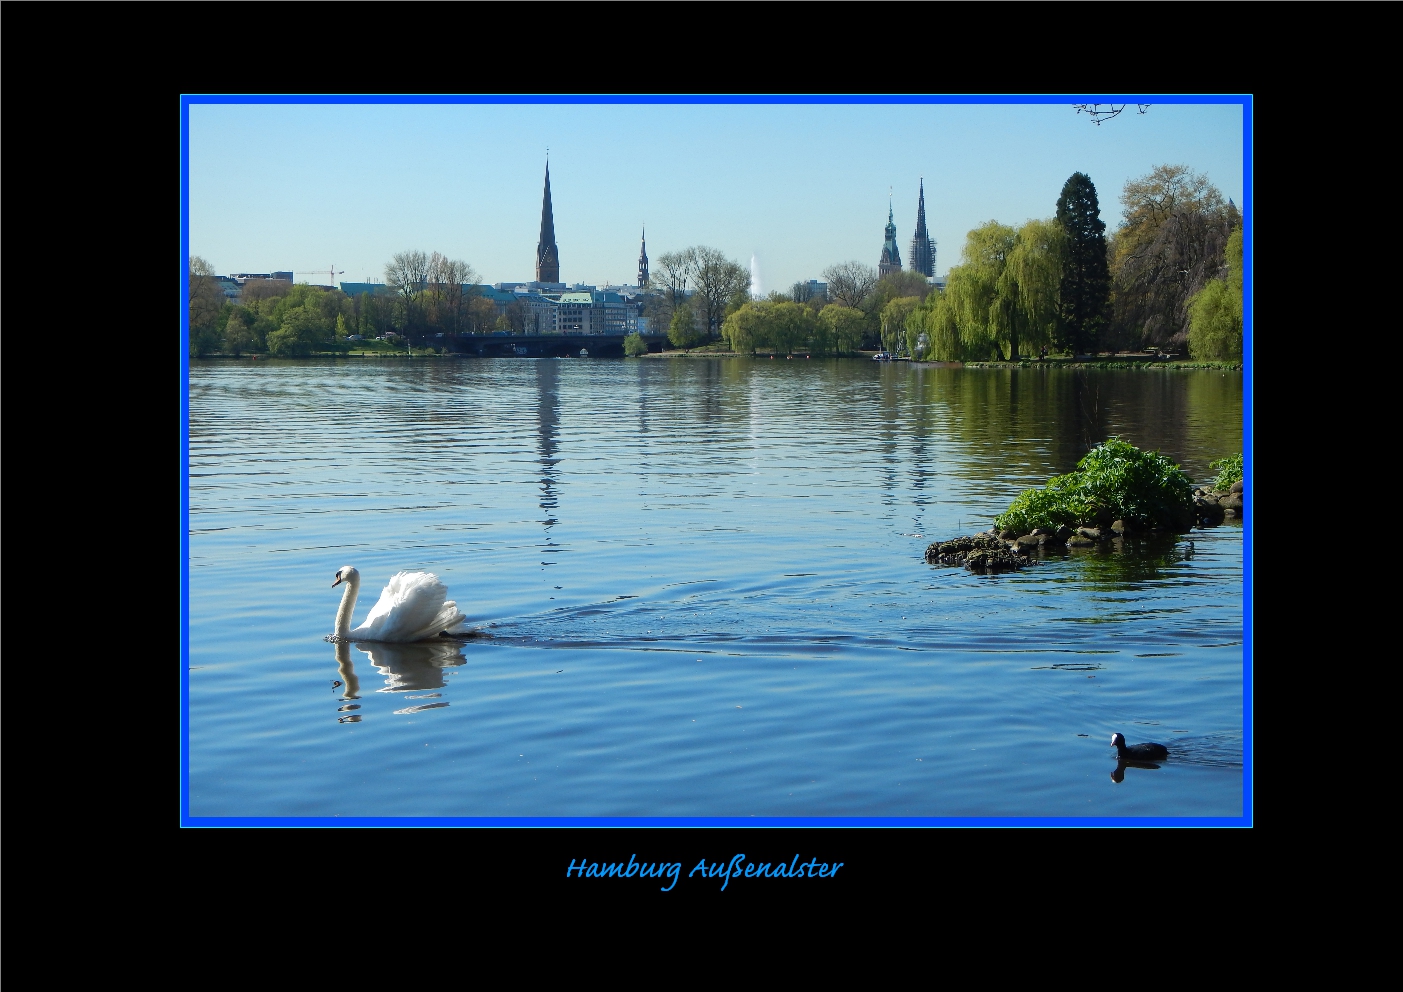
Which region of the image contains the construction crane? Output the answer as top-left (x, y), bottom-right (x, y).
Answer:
top-left (295, 265), bottom-right (344, 287)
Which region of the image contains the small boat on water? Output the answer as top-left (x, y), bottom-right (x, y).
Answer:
top-left (873, 351), bottom-right (894, 361)
top-left (579, 348), bottom-right (589, 357)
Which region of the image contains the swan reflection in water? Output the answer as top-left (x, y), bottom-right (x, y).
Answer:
top-left (333, 641), bottom-right (363, 721)
top-left (361, 639), bottom-right (466, 692)
top-left (331, 639), bottom-right (467, 722)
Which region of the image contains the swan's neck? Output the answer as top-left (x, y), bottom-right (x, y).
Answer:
top-left (335, 575), bottom-right (360, 639)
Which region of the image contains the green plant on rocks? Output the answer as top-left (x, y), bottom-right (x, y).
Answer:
top-left (1210, 453), bottom-right (1243, 491)
top-left (994, 437), bottom-right (1196, 535)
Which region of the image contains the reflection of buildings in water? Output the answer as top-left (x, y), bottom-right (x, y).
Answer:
top-left (536, 359), bottom-right (561, 527)
top-left (357, 640), bottom-right (467, 693)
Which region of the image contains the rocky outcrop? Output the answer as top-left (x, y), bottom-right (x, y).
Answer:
top-left (1192, 479), bottom-right (1245, 525)
top-left (925, 533), bottom-right (1031, 572)
top-left (928, 475), bottom-right (1243, 575)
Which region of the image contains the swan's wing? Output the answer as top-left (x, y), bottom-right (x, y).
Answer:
top-left (418, 600), bottom-right (470, 639)
top-left (352, 571), bottom-right (448, 642)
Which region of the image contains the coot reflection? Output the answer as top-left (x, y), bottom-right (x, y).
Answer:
top-left (1109, 732), bottom-right (1169, 783)
top-left (357, 639), bottom-right (466, 692)
top-left (1110, 759), bottom-right (1162, 783)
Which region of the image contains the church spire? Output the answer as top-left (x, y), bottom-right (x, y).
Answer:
top-left (536, 157), bottom-right (560, 284)
top-left (909, 177), bottom-right (936, 279)
top-left (637, 225), bottom-right (649, 288)
top-left (878, 191), bottom-right (902, 277)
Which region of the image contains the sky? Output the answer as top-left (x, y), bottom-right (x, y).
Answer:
top-left (187, 100), bottom-right (1244, 294)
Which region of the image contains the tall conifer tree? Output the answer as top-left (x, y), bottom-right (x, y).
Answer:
top-left (1055, 172), bottom-right (1110, 354)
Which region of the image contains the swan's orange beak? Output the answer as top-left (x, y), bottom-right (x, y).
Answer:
top-left (332, 574), bottom-right (343, 587)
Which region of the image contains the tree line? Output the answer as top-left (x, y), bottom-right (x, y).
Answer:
top-left (641, 165), bottom-right (1244, 363)
top-left (191, 165), bottom-right (1243, 362)
top-left (904, 165), bottom-right (1243, 362)
top-left (189, 250), bottom-right (503, 357)
top-left (640, 245), bottom-right (931, 356)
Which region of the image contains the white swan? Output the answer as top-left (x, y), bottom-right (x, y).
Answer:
top-left (331, 566), bottom-right (469, 643)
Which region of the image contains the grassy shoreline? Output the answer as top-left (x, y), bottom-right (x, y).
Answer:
top-left (192, 348), bottom-right (1242, 370)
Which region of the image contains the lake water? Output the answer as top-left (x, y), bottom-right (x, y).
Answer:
top-left (187, 357), bottom-right (1245, 819)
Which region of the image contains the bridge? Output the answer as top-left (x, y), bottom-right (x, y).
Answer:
top-left (443, 333), bottom-right (664, 358)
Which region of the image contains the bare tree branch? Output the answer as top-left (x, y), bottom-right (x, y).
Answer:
top-left (1073, 104), bottom-right (1151, 125)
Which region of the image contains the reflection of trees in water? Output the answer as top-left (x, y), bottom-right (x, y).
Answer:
top-left (1061, 534), bottom-right (1193, 590)
top-left (875, 365), bottom-right (906, 507)
top-left (913, 367), bottom-right (1242, 485)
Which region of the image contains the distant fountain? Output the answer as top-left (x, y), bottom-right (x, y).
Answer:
top-left (749, 253), bottom-right (762, 299)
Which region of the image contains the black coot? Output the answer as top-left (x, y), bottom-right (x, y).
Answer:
top-left (1111, 732), bottom-right (1168, 760)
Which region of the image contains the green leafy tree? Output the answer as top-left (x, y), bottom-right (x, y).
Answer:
top-left (668, 301), bottom-right (705, 350)
top-left (1188, 229), bottom-right (1243, 360)
top-left (723, 301), bottom-right (818, 355)
top-left (1055, 172), bottom-right (1110, 355)
top-left (768, 301), bottom-right (816, 354)
top-left (880, 297), bottom-right (921, 354)
top-left (722, 302), bottom-right (762, 353)
top-left (873, 270), bottom-right (931, 311)
top-left (224, 311), bottom-right (255, 356)
top-left (822, 261), bottom-right (881, 346)
top-left (188, 256), bottom-right (226, 357)
top-left (906, 291), bottom-right (964, 361)
top-left (944, 222), bottom-right (1016, 359)
top-left (624, 332), bottom-right (649, 357)
top-left (817, 304), bottom-right (866, 355)
top-left (267, 304), bottom-right (331, 356)
top-left (1001, 218), bottom-right (1063, 357)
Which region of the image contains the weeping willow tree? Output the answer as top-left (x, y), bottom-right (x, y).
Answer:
top-left (906, 219), bottom-right (1062, 361)
top-left (880, 296), bottom-right (921, 354)
top-left (1187, 228), bottom-right (1243, 360)
top-left (905, 291), bottom-right (960, 360)
top-left (953, 221), bottom-right (1014, 358)
top-left (1000, 218), bottom-right (1063, 357)
top-left (721, 300), bottom-right (820, 355)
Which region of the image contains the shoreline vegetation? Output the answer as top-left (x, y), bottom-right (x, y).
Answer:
top-left (191, 165), bottom-right (1245, 366)
top-left (925, 439), bottom-right (1245, 574)
top-left (192, 346), bottom-right (1241, 372)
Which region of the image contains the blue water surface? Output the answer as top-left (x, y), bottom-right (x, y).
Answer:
top-left (188, 358), bottom-right (1244, 817)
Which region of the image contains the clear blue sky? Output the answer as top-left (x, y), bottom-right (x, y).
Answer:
top-left (188, 100), bottom-right (1244, 293)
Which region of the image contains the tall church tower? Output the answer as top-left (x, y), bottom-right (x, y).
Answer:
top-left (878, 196), bottom-right (903, 277)
top-left (638, 225), bottom-right (649, 288)
top-left (909, 178), bottom-right (936, 279)
top-left (536, 159), bottom-right (560, 284)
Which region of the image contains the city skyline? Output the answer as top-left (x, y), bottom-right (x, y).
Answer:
top-left (188, 101), bottom-right (1245, 293)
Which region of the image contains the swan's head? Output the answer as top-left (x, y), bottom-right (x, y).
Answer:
top-left (332, 565), bottom-right (359, 588)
